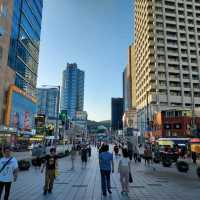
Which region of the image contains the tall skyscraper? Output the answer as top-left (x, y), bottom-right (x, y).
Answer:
top-left (0, 0), bottom-right (43, 130)
top-left (123, 46), bottom-right (134, 112)
top-left (0, 0), bottom-right (16, 125)
top-left (134, 0), bottom-right (200, 132)
top-left (111, 98), bottom-right (124, 131)
top-left (8, 0), bottom-right (43, 97)
top-left (37, 86), bottom-right (59, 119)
top-left (61, 63), bottom-right (85, 119)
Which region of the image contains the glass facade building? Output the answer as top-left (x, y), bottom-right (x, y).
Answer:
top-left (37, 86), bottom-right (59, 119)
top-left (8, 0), bottom-right (43, 97)
top-left (111, 98), bottom-right (124, 131)
top-left (61, 63), bottom-right (85, 119)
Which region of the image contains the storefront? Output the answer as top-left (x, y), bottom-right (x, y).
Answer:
top-left (5, 85), bottom-right (36, 132)
top-left (190, 138), bottom-right (200, 153)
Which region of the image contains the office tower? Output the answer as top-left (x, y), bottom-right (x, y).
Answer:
top-left (123, 65), bottom-right (132, 112)
top-left (0, 0), bottom-right (16, 125)
top-left (37, 86), bottom-right (60, 119)
top-left (123, 45), bottom-right (135, 112)
top-left (8, 0), bottom-right (43, 97)
top-left (111, 98), bottom-right (124, 131)
top-left (0, 0), bottom-right (43, 130)
top-left (61, 63), bottom-right (85, 119)
top-left (134, 0), bottom-right (200, 132)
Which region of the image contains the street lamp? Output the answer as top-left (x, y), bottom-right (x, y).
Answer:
top-left (55, 86), bottom-right (60, 140)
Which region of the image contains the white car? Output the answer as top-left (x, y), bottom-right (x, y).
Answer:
top-left (28, 144), bottom-right (38, 151)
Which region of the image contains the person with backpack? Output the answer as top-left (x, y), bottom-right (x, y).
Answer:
top-left (118, 148), bottom-right (131, 196)
top-left (41, 148), bottom-right (58, 195)
top-left (0, 146), bottom-right (18, 200)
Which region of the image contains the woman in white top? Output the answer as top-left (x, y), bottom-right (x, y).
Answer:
top-left (118, 148), bottom-right (131, 195)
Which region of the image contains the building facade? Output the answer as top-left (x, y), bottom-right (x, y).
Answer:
top-left (123, 45), bottom-right (135, 112)
top-left (134, 0), bottom-right (200, 134)
top-left (61, 63), bottom-right (85, 119)
top-left (111, 98), bottom-right (124, 131)
top-left (8, 0), bottom-right (43, 98)
top-left (37, 86), bottom-right (59, 119)
top-left (145, 109), bottom-right (200, 140)
top-left (0, 0), bottom-right (43, 131)
top-left (0, 0), bottom-right (16, 126)
top-left (5, 84), bottom-right (36, 132)
top-left (123, 65), bottom-right (131, 112)
top-left (72, 111), bottom-right (88, 131)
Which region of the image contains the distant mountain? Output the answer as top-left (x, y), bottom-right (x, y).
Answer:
top-left (87, 120), bottom-right (111, 133)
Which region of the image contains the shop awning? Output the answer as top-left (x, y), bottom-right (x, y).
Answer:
top-left (158, 140), bottom-right (174, 146)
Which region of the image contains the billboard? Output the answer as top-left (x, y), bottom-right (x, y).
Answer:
top-left (5, 85), bottom-right (36, 131)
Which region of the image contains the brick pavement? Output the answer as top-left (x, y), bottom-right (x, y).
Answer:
top-left (7, 147), bottom-right (200, 200)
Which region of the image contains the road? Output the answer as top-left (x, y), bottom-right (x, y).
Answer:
top-left (13, 145), bottom-right (72, 160)
top-left (7, 147), bottom-right (200, 200)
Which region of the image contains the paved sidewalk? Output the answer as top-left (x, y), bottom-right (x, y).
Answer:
top-left (7, 147), bottom-right (200, 200)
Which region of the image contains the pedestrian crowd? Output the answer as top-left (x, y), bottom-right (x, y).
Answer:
top-left (1, 140), bottom-right (199, 199)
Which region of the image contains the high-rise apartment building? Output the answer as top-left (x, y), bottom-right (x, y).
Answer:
top-left (134, 0), bottom-right (200, 132)
top-left (37, 86), bottom-right (59, 119)
top-left (61, 63), bottom-right (85, 119)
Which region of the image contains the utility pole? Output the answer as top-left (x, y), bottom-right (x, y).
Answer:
top-left (147, 91), bottom-right (150, 131)
top-left (191, 87), bottom-right (196, 136)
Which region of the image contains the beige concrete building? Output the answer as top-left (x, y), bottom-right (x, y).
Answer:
top-left (0, 0), bottom-right (15, 125)
top-left (134, 0), bottom-right (200, 131)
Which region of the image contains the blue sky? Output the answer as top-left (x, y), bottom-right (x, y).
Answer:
top-left (38, 0), bottom-right (133, 121)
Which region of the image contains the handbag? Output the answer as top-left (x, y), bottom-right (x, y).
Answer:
top-left (55, 169), bottom-right (60, 177)
top-left (0, 157), bottom-right (13, 173)
top-left (129, 172), bottom-right (133, 183)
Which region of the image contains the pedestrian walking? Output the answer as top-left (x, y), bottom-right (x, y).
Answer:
top-left (88, 145), bottom-right (92, 158)
top-left (118, 148), bottom-right (131, 196)
top-left (114, 145), bottom-right (119, 159)
top-left (144, 147), bottom-right (152, 166)
top-left (143, 148), bottom-right (148, 165)
top-left (36, 145), bottom-right (43, 168)
top-left (134, 147), bottom-right (140, 163)
top-left (81, 145), bottom-right (88, 168)
top-left (71, 145), bottom-right (76, 170)
top-left (0, 146), bottom-right (18, 200)
top-left (99, 144), bottom-right (114, 196)
top-left (41, 148), bottom-right (58, 195)
top-left (192, 151), bottom-right (197, 164)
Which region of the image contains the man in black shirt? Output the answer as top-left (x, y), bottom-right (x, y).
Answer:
top-left (41, 148), bottom-right (57, 195)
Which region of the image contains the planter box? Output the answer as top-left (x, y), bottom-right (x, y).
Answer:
top-left (196, 166), bottom-right (200, 178)
top-left (153, 157), bottom-right (160, 164)
top-left (162, 159), bottom-right (172, 167)
top-left (176, 161), bottom-right (189, 173)
top-left (18, 160), bottom-right (30, 171)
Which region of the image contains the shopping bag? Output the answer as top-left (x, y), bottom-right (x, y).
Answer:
top-left (55, 169), bottom-right (60, 177)
top-left (129, 172), bottom-right (133, 183)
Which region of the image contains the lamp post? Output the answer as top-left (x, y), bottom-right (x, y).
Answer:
top-left (146, 90), bottom-right (150, 131)
top-left (55, 86), bottom-right (60, 140)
